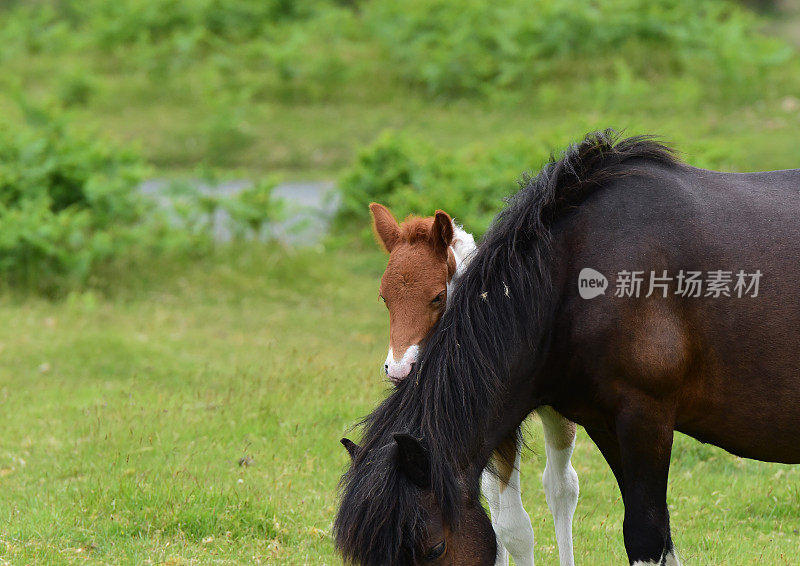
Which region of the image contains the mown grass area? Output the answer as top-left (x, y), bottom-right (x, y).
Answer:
top-left (0, 246), bottom-right (798, 564)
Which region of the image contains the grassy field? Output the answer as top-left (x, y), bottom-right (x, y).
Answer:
top-left (1, 1), bottom-right (800, 564)
top-left (0, 246), bottom-right (798, 565)
top-left (6, 72), bottom-right (800, 180)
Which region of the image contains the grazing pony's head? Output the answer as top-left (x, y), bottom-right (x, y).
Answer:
top-left (371, 203), bottom-right (472, 382)
top-left (337, 432), bottom-right (497, 566)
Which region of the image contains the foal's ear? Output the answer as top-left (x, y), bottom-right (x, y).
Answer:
top-left (431, 210), bottom-right (454, 259)
top-left (393, 433), bottom-right (430, 488)
top-left (370, 203), bottom-right (401, 253)
top-left (340, 438), bottom-right (361, 461)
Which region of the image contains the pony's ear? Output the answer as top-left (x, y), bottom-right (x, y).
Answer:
top-left (370, 203), bottom-right (401, 253)
top-left (431, 210), bottom-right (454, 259)
top-left (340, 437), bottom-right (361, 461)
top-left (393, 433), bottom-right (430, 488)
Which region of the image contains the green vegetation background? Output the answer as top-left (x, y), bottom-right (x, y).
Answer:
top-left (0, 0), bottom-right (799, 563)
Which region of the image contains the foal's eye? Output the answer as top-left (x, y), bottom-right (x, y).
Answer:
top-left (424, 540), bottom-right (446, 561)
top-left (380, 294), bottom-right (386, 304)
top-left (430, 291), bottom-right (445, 306)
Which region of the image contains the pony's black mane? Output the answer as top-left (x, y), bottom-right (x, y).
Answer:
top-left (334, 130), bottom-right (679, 565)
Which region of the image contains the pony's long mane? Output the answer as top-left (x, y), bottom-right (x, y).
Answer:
top-left (334, 130), bottom-right (679, 565)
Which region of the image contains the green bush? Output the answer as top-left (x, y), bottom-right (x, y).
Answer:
top-left (0, 107), bottom-right (287, 293)
top-left (41, 0), bottom-right (328, 48)
top-left (336, 130), bottom-right (557, 238)
top-left (2, 0), bottom-right (788, 106)
top-left (165, 177), bottom-right (285, 242)
top-left (223, 179), bottom-right (285, 237)
top-left (364, 0), bottom-right (791, 98)
top-left (0, 110), bottom-right (150, 292)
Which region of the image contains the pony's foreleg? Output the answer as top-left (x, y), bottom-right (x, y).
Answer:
top-left (483, 446), bottom-right (536, 566)
top-left (481, 470), bottom-right (509, 566)
top-left (615, 405), bottom-right (680, 566)
top-left (537, 407), bottom-right (579, 566)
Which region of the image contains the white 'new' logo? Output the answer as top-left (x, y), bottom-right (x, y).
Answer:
top-left (578, 268), bottom-right (608, 299)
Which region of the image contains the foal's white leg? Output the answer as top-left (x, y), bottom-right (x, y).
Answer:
top-left (537, 407), bottom-right (579, 566)
top-left (494, 447), bottom-right (536, 566)
top-left (481, 470), bottom-right (509, 566)
top-left (483, 447), bottom-right (535, 566)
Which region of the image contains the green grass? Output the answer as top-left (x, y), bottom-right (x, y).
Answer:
top-left (1, 3), bottom-right (800, 561)
top-left (5, 78), bottom-right (800, 179)
top-left (0, 246), bottom-right (798, 564)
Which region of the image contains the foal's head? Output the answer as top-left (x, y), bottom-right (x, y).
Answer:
top-left (370, 203), bottom-right (457, 382)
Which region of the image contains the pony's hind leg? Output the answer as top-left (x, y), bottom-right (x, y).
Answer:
top-left (615, 403), bottom-right (680, 566)
top-left (482, 437), bottom-right (535, 566)
top-left (537, 406), bottom-right (579, 566)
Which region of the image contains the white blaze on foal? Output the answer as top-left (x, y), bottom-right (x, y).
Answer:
top-left (370, 202), bottom-right (580, 566)
top-left (384, 344), bottom-right (420, 382)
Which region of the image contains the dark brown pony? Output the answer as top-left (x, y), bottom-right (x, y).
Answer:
top-left (336, 130), bottom-right (800, 565)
